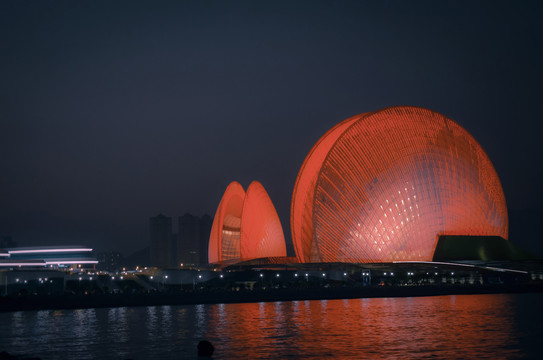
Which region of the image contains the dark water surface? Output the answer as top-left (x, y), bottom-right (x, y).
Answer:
top-left (1, 293), bottom-right (542, 359)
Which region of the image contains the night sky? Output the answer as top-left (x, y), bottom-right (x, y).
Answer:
top-left (1, 0), bottom-right (542, 257)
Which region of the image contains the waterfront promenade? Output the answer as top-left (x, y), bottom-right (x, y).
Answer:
top-left (2, 282), bottom-right (543, 312)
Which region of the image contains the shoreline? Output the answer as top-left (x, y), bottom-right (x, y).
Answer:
top-left (1, 283), bottom-right (542, 312)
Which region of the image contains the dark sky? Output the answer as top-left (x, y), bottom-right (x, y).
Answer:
top-left (1, 0), bottom-right (542, 256)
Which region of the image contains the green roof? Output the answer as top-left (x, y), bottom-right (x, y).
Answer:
top-left (432, 235), bottom-right (539, 261)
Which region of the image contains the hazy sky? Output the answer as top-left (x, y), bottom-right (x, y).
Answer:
top-left (1, 0), bottom-right (542, 256)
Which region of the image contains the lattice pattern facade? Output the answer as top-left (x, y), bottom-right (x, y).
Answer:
top-left (291, 106), bottom-right (508, 263)
top-left (209, 181), bottom-right (287, 264)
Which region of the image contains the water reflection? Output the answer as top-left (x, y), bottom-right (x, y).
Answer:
top-left (107, 307), bottom-right (128, 344)
top-left (195, 304), bottom-right (206, 339)
top-left (202, 294), bottom-right (526, 359)
top-left (159, 306), bottom-right (172, 339)
top-left (71, 309), bottom-right (96, 356)
top-left (9, 312), bottom-right (26, 349)
top-left (0, 294), bottom-right (539, 359)
top-left (146, 306), bottom-right (158, 337)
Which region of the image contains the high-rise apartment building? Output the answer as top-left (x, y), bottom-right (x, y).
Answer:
top-left (149, 214), bottom-right (173, 267)
top-left (177, 213), bottom-right (213, 267)
top-left (178, 213), bottom-right (200, 267)
top-left (199, 214), bottom-right (212, 266)
top-left (96, 251), bottom-right (123, 271)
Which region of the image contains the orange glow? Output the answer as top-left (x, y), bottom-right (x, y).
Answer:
top-left (209, 181), bottom-right (287, 264)
top-left (202, 295), bottom-right (518, 359)
top-left (290, 114), bottom-right (363, 263)
top-left (291, 106), bottom-right (508, 263)
top-left (208, 182), bottom-right (245, 263)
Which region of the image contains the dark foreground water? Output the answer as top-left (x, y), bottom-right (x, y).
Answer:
top-left (1, 293), bottom-right (542, 359)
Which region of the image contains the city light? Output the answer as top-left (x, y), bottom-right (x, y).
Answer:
top-left (8, 248), bottom-right (93, 254)
top-left (291, 106), bottom-right (508, 263)
top-left (209, 181), bottom-right (287, 264)
top-left (44, 260), bottom-right (98, 265)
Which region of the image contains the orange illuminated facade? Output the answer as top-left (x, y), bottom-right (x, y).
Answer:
top-left (291, 106), bottom-right (508, 263)
top-left (209, 181), bottom-right (287, 264)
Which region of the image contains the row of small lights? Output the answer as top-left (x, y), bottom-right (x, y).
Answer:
top-left (259, 272), bottom-right (351, 278)
top-left (11, 271), bottom-right (459, 284)
top-left (110, 272), bottom-right (457, 280)
top-left (14, 278), bottom-right (54, 284)
top-left (380, 272), bottom-right (456, 276)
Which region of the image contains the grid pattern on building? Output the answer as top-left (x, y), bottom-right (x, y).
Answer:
top-left (209, 181), bottom-right (286, 264)
top-left (291, 106), bottom-right (508, 263)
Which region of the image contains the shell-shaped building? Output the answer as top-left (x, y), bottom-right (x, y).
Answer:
top-left (209, 181), bottom-right (287, 264)
top-left (291, 106), bottom-right (508, 263)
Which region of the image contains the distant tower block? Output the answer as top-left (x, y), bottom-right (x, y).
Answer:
top-left (291, 106), bottom-right (508, 263)
top-left (177, 213), bottom-right (212, 267)
top-left (178, 213), bottom-right (201, 267)
top-left (208, 181), bottom-right (287, 264)
top-left (149, 213), bottom-right (173, 267)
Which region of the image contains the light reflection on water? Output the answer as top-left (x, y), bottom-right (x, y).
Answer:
top-left (0, 293), bottom-right (541, 359)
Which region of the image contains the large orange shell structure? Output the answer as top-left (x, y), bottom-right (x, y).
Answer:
top-left (291, 106), bottom-right (508, 263)
top-left (209, 181), bottom-right (287, 264)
